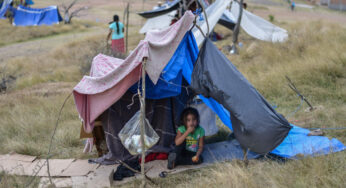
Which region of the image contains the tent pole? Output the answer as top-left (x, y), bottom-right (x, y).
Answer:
top-left (199, 0), bottom-right (210, 36)
top-left (140, 57), bottom-right (147, 188)
top-left (125, 3), bottom-right (130, 54)
top-left (231, 0), bottom-right (243, 54)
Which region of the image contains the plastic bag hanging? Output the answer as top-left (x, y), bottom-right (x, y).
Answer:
top-left (118, 111), bottom-right (160, 155)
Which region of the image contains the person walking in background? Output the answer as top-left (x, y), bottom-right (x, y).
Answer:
top-left (20, 0), bottom-right (34, 7)
top-left (291, 1), bottom-right (295, 11)
top-left (107, 14), bottom-right (125, 55)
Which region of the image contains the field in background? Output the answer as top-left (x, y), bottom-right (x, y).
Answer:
top-left (0, 20), bottom-right (93, 47)
top-left (0, 0), bottom-right (345, 187)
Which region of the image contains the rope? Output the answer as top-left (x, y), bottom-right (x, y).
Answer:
top-left (158, 77), bottom-right (190, 95)
top-left (308, 127), bottom-right (346, 130)
top-left (286, 97), bottom-right (304, 118)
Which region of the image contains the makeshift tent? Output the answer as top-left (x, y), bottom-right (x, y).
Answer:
top-left (137, 0), bottom-right (180, 18)
top-left (228, 1), bottom-right (288, 42)
top-left (218, 13), bottom-right (236, 30)
top-left (192, 0), bottom-right (230, 46)
top-left (138, 0), bottom-right (235, 34)
top-left (74, 10), bottom-right (344, 164)
top-left (139, 0), bottom-right (287, 43)
top-left (13, 5), bottom-right (62, 26)
top-left (139, 10), bottom-right (177, 34)
top-left (0, 0), bottom-right (12, 18)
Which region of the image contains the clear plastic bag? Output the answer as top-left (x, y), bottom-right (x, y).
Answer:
top-left (118, 111), bottom-right (160, 155)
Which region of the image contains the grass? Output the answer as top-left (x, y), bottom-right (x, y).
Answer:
top-left (119, 152), bottom-right (345, 188)
top-left (0, 10), bottom-right (345, 188)
top-left (0, 19), bottom-right (95, 47)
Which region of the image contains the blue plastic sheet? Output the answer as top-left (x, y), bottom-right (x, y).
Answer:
top-left (13, 5), bottom-right (62, 26)
top-left (271, 124), bottom-right (345, 158)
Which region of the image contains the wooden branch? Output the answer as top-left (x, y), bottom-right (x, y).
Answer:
top-left (70, 6), bottom-right (88, 17)
top-left (140, 57), bottom-right (147, 188)
top-left (285, 76), bottom-right (314, 111)
top-left (67, 0), bottom-right (79, 11)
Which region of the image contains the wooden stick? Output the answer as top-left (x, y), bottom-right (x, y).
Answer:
top-left (199, 0), bottom-right (210, 36)
top-left (140, 57), bottom-right (147, 188)
top-left (285, 76), bottom-right (314, 111)
top-left (125, 3), bottom-right (130, 54)
top-left (231, 0), bottom-right (244, 54)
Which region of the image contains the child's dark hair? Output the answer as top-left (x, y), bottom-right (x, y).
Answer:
top-left (113, 14), bottom-right (120, 35)
top-left (180, 107), bottom-right (200, 125)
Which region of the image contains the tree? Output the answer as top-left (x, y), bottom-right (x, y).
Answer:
top-left (59, 0), bottom-right (88, 24)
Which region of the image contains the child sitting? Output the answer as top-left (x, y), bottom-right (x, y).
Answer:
top-left (167, 107), bottom-right (205, 169)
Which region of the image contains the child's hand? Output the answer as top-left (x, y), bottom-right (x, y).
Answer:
top-left (192, 156), bottom-right (199, 163)
top-left (187, 126), bottom-right (195, 133)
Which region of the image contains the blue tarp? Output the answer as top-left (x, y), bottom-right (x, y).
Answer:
top-left (131, 31), bottom-right (344, 158)
top-left (13, 5), bottom-right (62, 26)
top-left (272, 124), bottom-right (345, 158)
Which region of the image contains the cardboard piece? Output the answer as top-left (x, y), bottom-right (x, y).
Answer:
top-left (60, 160), bottom-right (99, 176)
top-left (39, 177), bottom-right (73, 188)
top-left (71, 165), bottom-right (115, 188)
top-left (8, 153), bottom-right (37, 162)
top-left (0, 159), bottom-right (32, 175)
top-left (0, 153), bottom-right (36, 162)
top-left (24, 159), bottom-right (75, 177)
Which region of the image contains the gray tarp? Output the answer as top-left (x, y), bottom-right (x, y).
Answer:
top-left (191, 39), bottom-right (292, 154)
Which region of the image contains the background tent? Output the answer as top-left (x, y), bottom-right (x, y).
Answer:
top-left (138, 0), bottom-right (235, 34)
top-left (137, 0), bottom-right (180, 18)
top-left (0, 0), bottom-right (12, 18)
top-left (139, 0), bottom-right (287, 43)
top-left (13, 5), bottom-right (62, 26)
top-left (229, 1), bottom-right (288, 42)
top-left (139, 10), bottom-right (177, 34)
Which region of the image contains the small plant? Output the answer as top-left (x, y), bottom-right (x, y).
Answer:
top-left (268, 14), bottom-right (275, 22)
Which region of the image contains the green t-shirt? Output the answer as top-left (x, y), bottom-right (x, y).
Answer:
top-left (109, 22), bottom-right (124, 40)
top-left (177, 126), bottom-right (205, 152)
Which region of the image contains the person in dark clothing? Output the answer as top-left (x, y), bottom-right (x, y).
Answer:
top-left (167, 107), bottom-right (205, 169)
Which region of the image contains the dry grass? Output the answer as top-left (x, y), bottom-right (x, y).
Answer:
top-left (119, 152), bottom-right (345, 188)
top-left (0, 19), bottom-right (94, 47)
top-left (0, 13), bottom-right (345, 188)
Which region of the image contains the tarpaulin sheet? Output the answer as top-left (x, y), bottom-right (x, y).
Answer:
top-left (13, 5), bottom-right (62, 26)
top-left (129, 31), bottom-right (198, 99)
top-left (272, 124), bottom-right (345, 158)
top-left (218, 13), bottom-right (236, 30)
top-left (139, 10), bottom-right (176, 34)
top-left (191, 38), bottom-right (292, 154)
top-left (192, 0), bottom-right (231, 46)
top-left (229, 1), bottom-right (288, 42)
top-left (137, 0), bottom-right (180, 18)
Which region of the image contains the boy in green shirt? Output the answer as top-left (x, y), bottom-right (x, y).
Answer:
top-left (167, 107), bottom-right (205, 169)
